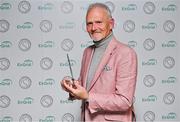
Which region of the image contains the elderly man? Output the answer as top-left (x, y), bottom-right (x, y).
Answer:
top-left (61, 3), bottom-right (137, 122)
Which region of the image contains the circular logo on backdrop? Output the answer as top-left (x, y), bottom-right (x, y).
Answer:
top-left (0, 95), bottom-right (11, 108)
top-left (82, 21), bottom-right (87, 32)
top-left (19, 76), bottom-right (32, 89)
top-left (61, 1), bottom-right (73, 14)
top-left (132, 96), bottom-right (136, 104)
top-left (19, 114), bottom-right (32, 122)
top-left (18, 38), bottom-right (31, 51)
top-left (0, 58), bottom-right (10, 71)
top-left (40, 20), bottom-right (52, 33)
top-left (40, 95), bottom-right (53, 108)
top-left (163, 20), bottom-right (175, 33)
top-left (40, 57), bottom-right (53, 70)
top-left (163, 92), bottom-right (175, 105)
top-left (105, 1), bottom-right (115, 13)
top-left (163, 56), bottom-right (175, 69)
top-left (61, 38), bottom-right (74, 52)
top-left (18, 1), bottom-right (31, 14)
top-left (143, 38), bottom-right (155, 51)
top-left (62, 113), bottom-right (74, 122)
top-left (123, 20), bottom-right (135, 33)
top-left (143, 2), bottom-right (156, 14)
top-left (143, 111), bottom-right (155, 122)
top-left (143, 75), bottom-right (156, 87)
top-left (0, 20), bottom-right (10, 33)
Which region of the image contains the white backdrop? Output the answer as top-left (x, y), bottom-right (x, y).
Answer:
top-left (0, 0), bottom-right (179, 121)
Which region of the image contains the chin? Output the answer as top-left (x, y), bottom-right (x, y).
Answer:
top-left (91, 37), bottom-right (103, 41)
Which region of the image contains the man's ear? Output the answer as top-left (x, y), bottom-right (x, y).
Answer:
top-left (110, 18), bottom-right (115, 29)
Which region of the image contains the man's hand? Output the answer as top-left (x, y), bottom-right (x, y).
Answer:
top-left (63, 80), bottom-right (89, 100)
top-left (60, 79), bottom-right (71, 92)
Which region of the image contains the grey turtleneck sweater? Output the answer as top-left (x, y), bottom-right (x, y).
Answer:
top-left (86, 32), bottom-right (113, 90)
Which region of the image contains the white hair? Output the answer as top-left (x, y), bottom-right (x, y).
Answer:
top-left (86, 3), bottom-right (112, 18)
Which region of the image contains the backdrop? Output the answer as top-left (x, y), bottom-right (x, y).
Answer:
top-left (0, 0), bottom-right (179, 121)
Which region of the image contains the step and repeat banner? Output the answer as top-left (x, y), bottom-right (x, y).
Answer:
top-left (0, 0), bottom-right (179, 121)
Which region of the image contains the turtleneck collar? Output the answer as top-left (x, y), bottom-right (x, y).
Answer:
top-left (93, 32), bottom-right (113, 48)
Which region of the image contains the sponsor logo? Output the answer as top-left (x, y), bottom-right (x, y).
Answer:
top-left (143, 38), bottom-right (155, 51)
top-left (142, 58), bottom-right (157, 66)
top-left (18, 97), bottom-right (33, 104)
top-left (39, 116), bottom-right (55, 122)
top-left (105, 1), bottom-right (115, 13)
top-left (122, 4), bottom-right (137, 11)
top-left (19, 76), bottom-right (32, 89)
top-left (162, 76), bottom-right (176, 84)
top-left (59, 22), bottom-right (75, 29)
top-left (61, 1), bottom-right (73, 14)
top-left (40, 20), bottom-right (52, 33)
top-left (162, 4), bottom-right (177, 12)
top-left (132, 96), bottom-right (136, 104)
top-left (61, 38), bottom-right (74, 52)
top-left (60, 99), bottom-right (73, 104)
top-left (0, 95), bottom-right (11, 108)
top-left (0, 79), bottom-right (12, 86)
top-left (19, 114), bottom-right (32, 122)
top-left (163, 56), bottom-right (175, 69)
top-left (0, 116), bottom-right (13, 122)
top-left (143, 75), bottom-right (155, 87)
top-left (0, 58), bottom-right (10, 71)
top-left (143, 2), bottom-right (155, 14)
top-left (0, 20), bottom-right (10, 33)
top-left (142, 22), bottom-right (157, 30)
top-left (18, 38), bottom-right (31, 51)
top-left (162, 40), bottom-right (177, 48)
top-left (38, 3), bottom-right (54, 10)
top-left (162, 112), bottom-right (177, 120)
top-left (0, 3), bottom-right (11, 10)
top-left (80, 41), bottom-right (93, 48)
top-left (163, 20), bottom-right (175, 33)
top-left (128, 41), bottom-right (137, 48)
top-left (80, 5), bottom-right (88, 11)
top-left (142, 95), bottom-right (157, 102)
top-left (40, 95), bottom-right (53, 108)
top-left (123, 20), bottom-right (135, 33)
top-left (0, 41), bottom-right (12, 48)
top-left (59, 59), bottom-right (76, 67)
top-left (62, 113), bottom-right (74, 122)
top-left (39, 78), bottom-right (55, 86)
top-left (163, 92), bottom-right (175, 105)
top-left (18, 1), bottom-right (31, 14)
top-left (17, 22), bottom-right (33, 29)
top-left (82, 21), bottom-right (87, 32)
top-left (17, 59), bottom-right (33, 67)
top-left (40, 57), bottom-right (53, 70)
top-left (143, 111), bottom-right (155, 122)
top-left (38, 41), bottom-right (55, 48)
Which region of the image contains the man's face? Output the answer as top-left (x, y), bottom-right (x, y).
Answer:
top-left (86, 7), bottom-right (114, 41)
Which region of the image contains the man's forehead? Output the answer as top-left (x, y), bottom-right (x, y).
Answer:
top-left (86, 14), bottom-right (106, 23)
top-left (87, 7), bottom-right (107, 14)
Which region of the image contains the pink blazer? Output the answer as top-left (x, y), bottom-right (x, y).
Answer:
top-left (79, 36), bottom-right (137, 121)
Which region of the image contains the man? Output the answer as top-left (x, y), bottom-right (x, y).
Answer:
top-left (61, 3), bottom-right (137, 122)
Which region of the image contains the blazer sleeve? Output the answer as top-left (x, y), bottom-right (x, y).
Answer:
top-left (88, 48), bottom-right (138, 113)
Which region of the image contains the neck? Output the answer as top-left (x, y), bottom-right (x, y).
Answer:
top-left (93, 32), bottom-right (113, 48)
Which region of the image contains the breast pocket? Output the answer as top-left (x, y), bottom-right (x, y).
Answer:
top-left (101, 64), bottom-right (115, 78)
top-left (97, 64), bottom-right (116, 92)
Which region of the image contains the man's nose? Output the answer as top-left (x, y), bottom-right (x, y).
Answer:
top-left (92, 23), bottom-right (98, 31)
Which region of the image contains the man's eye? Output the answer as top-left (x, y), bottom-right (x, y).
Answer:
top-left (86, 22), bottom-right (92, 26)
top-left (96, 21), bottom-right (102, 24)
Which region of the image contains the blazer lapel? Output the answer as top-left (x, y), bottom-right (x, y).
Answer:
top-left (88, 37), bottom-right (118, 91)
top-left (83, 46), bottom-right (95, 88)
